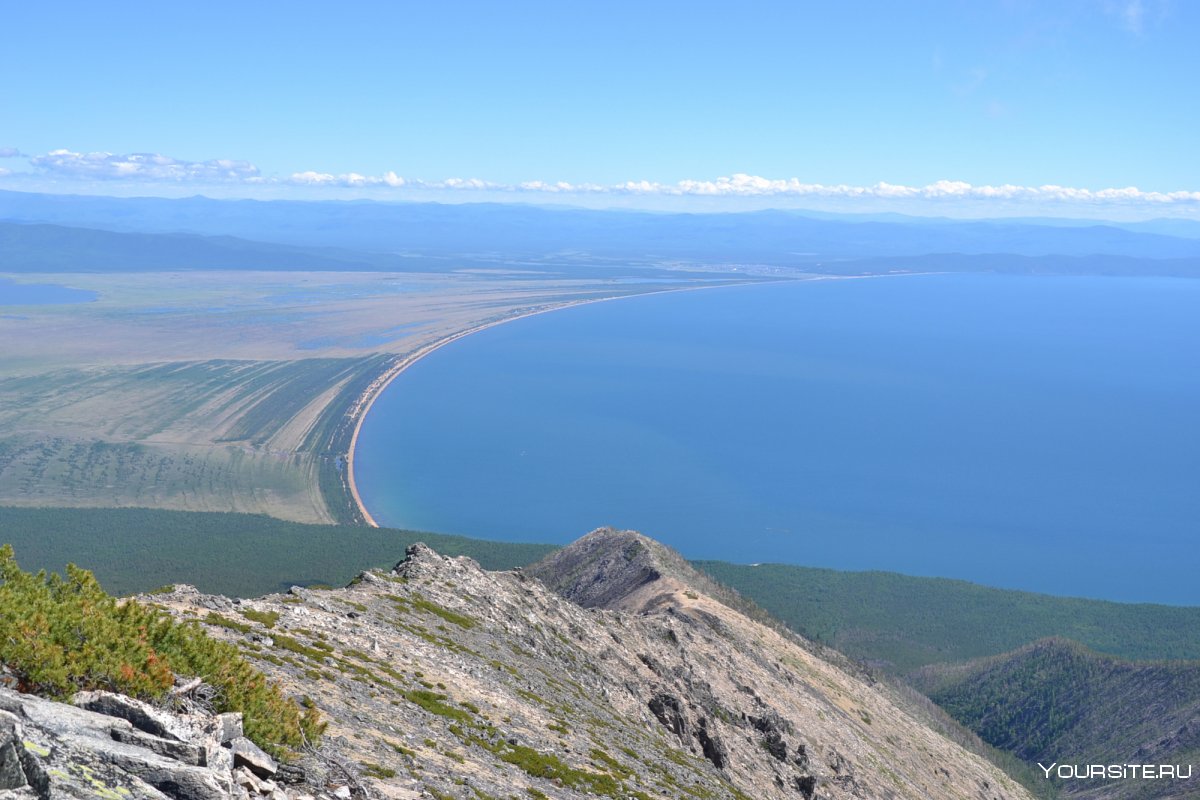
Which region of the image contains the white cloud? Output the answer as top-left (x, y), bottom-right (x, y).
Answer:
top-left (438, 177), bottom-right (503, 191)
top-left (0, 147), bottom-right (20, 158)
top-left (29, 149), bottom-right (260, 182)
top-left (289, 170), bottom-right (407, 188)
top-left (14, 148), bottom-right (1200, 210)
top-left (0, 167), bottom-right (10, 177)
top-left (518, 180), bottom-right (602, 193)
top-left (496, 174), bottom-right (1200, 206)
top-left (286, 170), bottom-right (1200, 207)
top-left (289, 170), bottom-right (503, 190)
top-left (288, 170), bottom-right (339, 186)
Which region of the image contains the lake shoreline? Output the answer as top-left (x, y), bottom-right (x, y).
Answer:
top-left (344, 277), bottom-right (791, 527)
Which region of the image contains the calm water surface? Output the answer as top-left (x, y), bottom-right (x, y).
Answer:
top-left (355, 274), bottom-right (1200, 604)
top-left (0, 277), bottom-right (97, 305)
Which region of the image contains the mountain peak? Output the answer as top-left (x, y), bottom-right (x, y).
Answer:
top-left (522, 527), bottom-right (707, 613)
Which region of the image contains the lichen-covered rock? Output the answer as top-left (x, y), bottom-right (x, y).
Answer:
top-left (0, 700), bottom-right (172, 800)
top-left (0, 689), bottom-right (308, 800)
top-left (228, 737), bottom-right (277, 779)
top-left (0, 714), bottom-right (30, 791)
top-left (73, 692), bottom-right (190, 742)
top-left (110, 727), bottom-right (205, 766)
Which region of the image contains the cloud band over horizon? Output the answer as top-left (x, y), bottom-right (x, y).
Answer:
top-left (6, 148), bottom-right (1200, 210)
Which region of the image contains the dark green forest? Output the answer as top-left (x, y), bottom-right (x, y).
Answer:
top-left (0, 506), bottom-right (553, 597)
top-left (698, 561), bottom-right (1200, 670)
top-left (908, 638), bottom-right (1200, 800)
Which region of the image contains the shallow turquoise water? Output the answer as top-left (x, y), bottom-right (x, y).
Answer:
top-left (355, 274), bottom-right (1200, 604)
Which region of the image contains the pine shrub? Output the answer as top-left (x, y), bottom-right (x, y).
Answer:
top-left (0, 544), bottom-right (324, 755)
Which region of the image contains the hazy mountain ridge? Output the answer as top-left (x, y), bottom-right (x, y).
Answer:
top-left (4, 191), bottom-right (1200, 272)
top-left (0, 221), bottom-right (452, 274)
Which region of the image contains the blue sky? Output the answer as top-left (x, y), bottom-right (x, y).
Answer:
top-left (2, 0), bottom-right (1197, 217)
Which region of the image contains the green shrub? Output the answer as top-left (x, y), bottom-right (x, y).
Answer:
top-left (0, 545), bottom-right (324, 755)
top-left (239, 608), bottom-right (280, 628)
top-left (206, 612), bottom-right (252, 634)
top-left (360, 761), bottom-right (397, 779)
top-left (410, 597), bottom-right (477, 629)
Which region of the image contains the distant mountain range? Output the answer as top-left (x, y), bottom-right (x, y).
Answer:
top-left (0, 221), bottom-right (415, 273)
top-left (3, 189), bottom-right (1200, 276)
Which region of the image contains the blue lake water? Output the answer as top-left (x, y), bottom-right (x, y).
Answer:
top-left (0, 277), bottom-right (97, 305)
top-left (355, 274), bottom-right (1200, 605)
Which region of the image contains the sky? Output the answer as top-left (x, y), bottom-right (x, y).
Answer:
top-left (2, 0), bottom-right (1198, 218)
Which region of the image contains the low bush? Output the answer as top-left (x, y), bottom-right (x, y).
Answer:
top-left (0, 544), bottom-right (323, 755)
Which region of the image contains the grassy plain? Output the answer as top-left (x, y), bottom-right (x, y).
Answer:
top-left (0, 270), bottom-right (721, 522)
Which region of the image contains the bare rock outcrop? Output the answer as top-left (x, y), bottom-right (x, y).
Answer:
top-left (0, 687), bottom-right (294, 800)
top-left (0, 685), bottom-right (382, 800)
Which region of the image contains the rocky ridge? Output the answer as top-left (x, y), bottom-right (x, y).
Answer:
top-left (124, 528), bottom-right (1035, 800)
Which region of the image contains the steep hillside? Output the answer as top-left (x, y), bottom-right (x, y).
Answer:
top-left (145, 529), bottom-right (1033, 800)
top-left (910, 639), bottom-right (1200, 800)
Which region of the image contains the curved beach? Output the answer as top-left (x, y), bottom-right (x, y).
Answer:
top-left (344, 280), bottom-right (772, 527)
top-left (344, 305), bottom-right (575, 527)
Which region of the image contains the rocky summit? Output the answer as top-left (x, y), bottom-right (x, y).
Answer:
top-left (93, 527), bottom-right (1034, 800)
